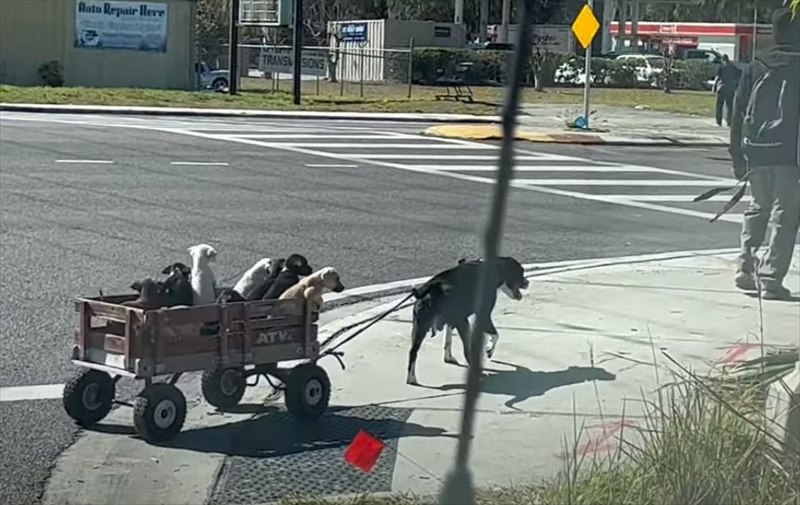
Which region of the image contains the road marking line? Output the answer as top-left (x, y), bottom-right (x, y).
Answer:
top-left (332, 154), bottom-right (554, 160)
top-left (216, 133), bottom-right (410, 139)
top-left (257, 142), bottom-right (492, 149)
top-left (55, 159), bottom-right (114, 164)
top-left (306, 163), bottom-right (359, 168)
top-left (514, 179), bottom-right (739, 186)
top-left (170, 161), bottom-right (229, 166)
top-left (614, 195), bottom-right (752, 202)
top-left (0, 383), bottom-right (64, 402)
top-left (413, 164), bottom-right (671, 173)
top-left (167, 129), bottom-right (742, 223)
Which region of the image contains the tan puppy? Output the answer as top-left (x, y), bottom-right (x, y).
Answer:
top-left (278, 267), bottom-right (345, 311)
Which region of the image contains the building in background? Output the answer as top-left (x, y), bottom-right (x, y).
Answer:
top-left (0, 0), bottom-right (197, 89)
top-left (486, 24), bottom-right (575, 54)
top-left (609, 21), bottom-right (772, 62)
top-left (327, 19), bottom-right (466, 82)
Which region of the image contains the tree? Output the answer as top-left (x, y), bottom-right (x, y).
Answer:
top-left (197, 0), bottom-right (228, 66)
top-left (791, 0), bottom-right (799, 15)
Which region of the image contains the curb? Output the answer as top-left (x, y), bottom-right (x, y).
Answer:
top-left (0, 103), bottom-right (502, 124)
top-left (319, 246), bottom-right (743, 334)
top-left (422, 124), bottom-right (728, 147)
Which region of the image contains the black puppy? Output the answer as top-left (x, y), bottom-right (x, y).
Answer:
top-left (406, 256), bottom-right (529, 385)
top-left (261, 254), bottom-right (313, 300)
top-left (216, 288), bottom-right (245, 304)
top-left (249, 257), bottom-right (285, 301)
top-left (161, 262), bottom-right (194, 307)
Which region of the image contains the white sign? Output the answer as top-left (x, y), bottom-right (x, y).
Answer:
top-left (75, 1), bottom-right (168, 53)
top-left (259, 47), bottom-right (328, 77)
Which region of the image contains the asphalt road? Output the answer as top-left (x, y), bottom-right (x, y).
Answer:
top-left (0, 112), bottom-right (741, 505)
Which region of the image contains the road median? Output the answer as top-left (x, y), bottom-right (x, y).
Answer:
top-left (422, 123), bottom-right (728, 147)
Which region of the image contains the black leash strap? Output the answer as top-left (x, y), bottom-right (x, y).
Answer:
top-left (316, 292), bottom-right (416, 370)
top-left (693, 170), bottom-right (751, 223)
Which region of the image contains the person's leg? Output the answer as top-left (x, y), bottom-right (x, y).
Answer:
top-left (715, 90), bottom-right (725, 126)
top-left (758, 166), bottom-right (800, 299)
top-left (737, 168), bottom-right (774, 290)
top-left (724, 90), bottom-right (734, 126)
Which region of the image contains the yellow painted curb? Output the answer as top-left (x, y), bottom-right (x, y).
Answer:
top-left (423, 124), bottom-right (606, 144)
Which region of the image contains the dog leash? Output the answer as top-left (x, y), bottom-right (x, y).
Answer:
top-left (693, 169), bottom-right (752, 223)
top-left (316, 292), bottom-right (416, 370)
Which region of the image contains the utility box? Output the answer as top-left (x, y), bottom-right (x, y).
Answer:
top-left (327, 19), bottom-right (466, 82)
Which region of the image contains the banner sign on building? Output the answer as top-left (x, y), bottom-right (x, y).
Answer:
top-left (340, 23), bottom-right (368, 42)
top-left (75, 1), bottom-right (168, 52)
top-left (259, 47), bottom-right (328, 77)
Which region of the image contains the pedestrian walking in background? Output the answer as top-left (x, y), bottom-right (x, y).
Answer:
top-left (729, 8), bottom-right (800, 300)
top-left (715, 55), bottom-right (741, 127)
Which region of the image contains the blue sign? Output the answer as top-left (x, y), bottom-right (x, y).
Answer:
top-left (341, 23), bottom-right (368, 42)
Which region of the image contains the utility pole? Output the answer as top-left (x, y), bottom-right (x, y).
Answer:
top-left (228, 0), bottom-right (240, 94)
top-left (454, 0), bottom-right (464, 24)
top-left (292, 0), bottom-right (303, 105)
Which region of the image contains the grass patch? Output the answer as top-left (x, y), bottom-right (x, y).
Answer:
top-left (0, 81), bottom-right (714, 117)
top-left (272, 361), bottom-right (798, 505)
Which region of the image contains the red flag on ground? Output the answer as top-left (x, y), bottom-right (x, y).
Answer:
top-left (344, 430), bottom-right (384, 473)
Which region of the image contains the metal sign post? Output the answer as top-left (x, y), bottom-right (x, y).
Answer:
top-left (437, 0), bottom-right (536, 501)
top-left (291, 0), bottom-right (302, 105)
top-left (228, 0), bottom-right (241, 95)
top-left (572, 2), bottom-right (600, 128)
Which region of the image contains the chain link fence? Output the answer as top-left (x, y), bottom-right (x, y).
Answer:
top-left (234, 44), bottom-right (415, 100)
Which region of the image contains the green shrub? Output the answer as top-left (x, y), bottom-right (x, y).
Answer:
top-left (37, 60), bottom-right (64, 87)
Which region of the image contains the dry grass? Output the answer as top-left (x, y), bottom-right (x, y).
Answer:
top-left (0, 81), bottom-right (714, 117)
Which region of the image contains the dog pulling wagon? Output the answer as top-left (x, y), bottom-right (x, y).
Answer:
top-left (62, 291), bottom-right (330, 443)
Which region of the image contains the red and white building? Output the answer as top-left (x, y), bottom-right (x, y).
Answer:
top-left (610, 21), bottom-right (773, 62)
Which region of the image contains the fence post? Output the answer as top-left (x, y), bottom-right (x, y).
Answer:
top-left (359, 47), bottom-right (365, 98)
top-left (407, 38), bottom-right (414, 99)
top-left (340, 48), bottom-right (345, 96)
top-left (316, 75), bottom-right (320, 95)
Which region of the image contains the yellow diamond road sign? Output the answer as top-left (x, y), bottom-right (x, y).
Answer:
top-left (572, 5), bottom-right (600, 50)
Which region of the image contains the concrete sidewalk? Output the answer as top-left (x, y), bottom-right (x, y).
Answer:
top-left (42, 249), bottom-right (799, 505)
top-left (423, 104), bottom-right (728, 146)
top-left (320, 249), bottom-right (798, 497)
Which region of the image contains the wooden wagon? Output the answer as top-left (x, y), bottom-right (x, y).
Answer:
top-left (62, 292), bottom-right (330, 443)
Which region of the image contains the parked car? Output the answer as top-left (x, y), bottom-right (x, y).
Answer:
top-left (195, 62), bottom-right (229, 91)
top-left (615, 54), bottom-right (664, 86)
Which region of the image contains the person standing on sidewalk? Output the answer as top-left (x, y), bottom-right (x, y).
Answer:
top-left (729, 8), bottom-right (800, 300)
top-left (715, 55), bottom-right (741, 127)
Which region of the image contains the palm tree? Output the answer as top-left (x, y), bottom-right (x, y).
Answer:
top-left (791, 0), bottom-right (799, 15)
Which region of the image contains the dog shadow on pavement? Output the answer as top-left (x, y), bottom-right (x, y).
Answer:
top-left (156, 404), bottom-right (457, 457)
top-left (434, 360), bottom-right (617, 410)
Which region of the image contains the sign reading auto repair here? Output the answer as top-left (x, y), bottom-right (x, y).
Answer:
top-left (75, 1), bottom-right (168, 53)
top-left (259, 47), bottom-right (328, 77)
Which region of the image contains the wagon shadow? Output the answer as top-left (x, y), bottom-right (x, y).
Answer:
top-left (434, 361), bottom-right (616, 409)
top-left (160, 404), bottom-right (456, 457)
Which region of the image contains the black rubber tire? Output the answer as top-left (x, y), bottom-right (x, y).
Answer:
top-left (201, 367), bottom-right (246, 410)
top-left (284, 363), bottom-right (330, 422)
top-left (133, 383), bottom-right (186, 443)
top-left (211, 78), bottom-right (228, 90)
top-left (62, 368), bottom-right (115, 427)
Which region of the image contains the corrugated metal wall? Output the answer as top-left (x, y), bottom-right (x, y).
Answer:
top-left (328, 19), bottom-right (386, 82)
top-left (0, 0), bottom-right (196, 89)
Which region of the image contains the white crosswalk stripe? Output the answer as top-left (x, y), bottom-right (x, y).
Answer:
top-left (157, 121), bottom-right (749, 224)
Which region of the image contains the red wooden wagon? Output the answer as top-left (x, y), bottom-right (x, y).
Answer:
top-left (62, 292), bottom-right (330, 443)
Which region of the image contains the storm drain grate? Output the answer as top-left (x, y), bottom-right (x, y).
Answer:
top-left (209, 405), bottom-right (415, 504)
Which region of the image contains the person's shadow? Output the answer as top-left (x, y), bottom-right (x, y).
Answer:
top-left (436, 360), bottom-right (616, 409)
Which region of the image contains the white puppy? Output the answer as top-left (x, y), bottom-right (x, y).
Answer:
top-left (233, 257), bottom-right (272, 300)
top-left (187, 243), bottom-right (218, 306)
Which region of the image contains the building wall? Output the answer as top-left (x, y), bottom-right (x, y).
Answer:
top-left (0, 0), bottom-right (196, 89)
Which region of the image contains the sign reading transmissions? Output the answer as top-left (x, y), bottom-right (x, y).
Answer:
top-left (259, 47), bottom-right (328, 77)
top-left (74, 1), bottom-right (168, 53)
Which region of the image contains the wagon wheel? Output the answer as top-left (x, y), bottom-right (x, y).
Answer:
top-left (201, 367), bottom-right (246, 410)
top-left (284, 363), bottom-right (330, 422)
top-left (62, 368), bottom-right (116, 427)
top-left (133, 383), bottom-right (186, 443)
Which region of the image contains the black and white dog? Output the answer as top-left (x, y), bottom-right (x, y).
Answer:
top-left (406, 256), bottom-right (529, 385)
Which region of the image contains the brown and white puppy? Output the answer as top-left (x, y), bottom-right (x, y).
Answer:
top-left (278, 266), bottom-right (345, 311)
